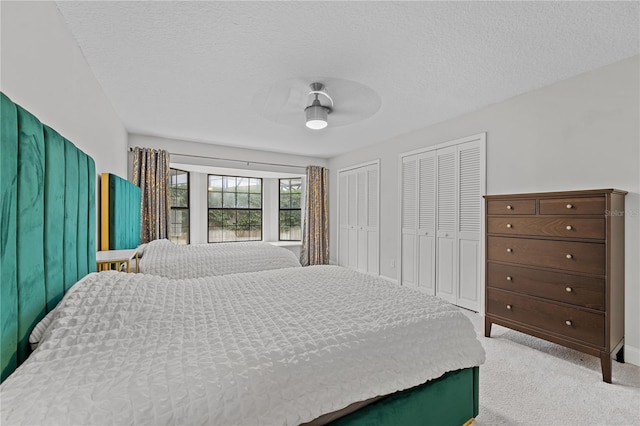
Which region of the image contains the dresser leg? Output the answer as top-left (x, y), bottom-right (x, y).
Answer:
top-left (600, 353), bottom-right (612, 383)
top-left (484, 317), bottom-right (492, 337)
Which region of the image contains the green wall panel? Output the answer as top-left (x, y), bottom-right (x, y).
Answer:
top-left (1, 93), bottom-right (18, 382)
top-left (15, 106), bottom-right (46, 366)
top-left (76, 152), bottom-right (89, 278)
top-left (43, 126), bottom-right (66, 312)
top-left (88, 158), bottom-right (96, 273)
top-left (63, 143), bottom-right (79, 291)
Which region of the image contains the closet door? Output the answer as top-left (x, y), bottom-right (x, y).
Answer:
top-left (347, 173), bottom-right (358, 269)
top-left (456, 140), bottom-right (482, 311)
top-left (400, 134), bottom-right (485, 310)
top-left (366, 166), bottom-right (380, 275)
top-left (401, 155), bottom-right (418, 286)
top-left (337, 162), bottom-right (380, 275)
top-left (435, 146), bottom-right (458, 304)
top-left (338, 173), bottom-right (349, 266)
top-left (417, 152), bottom-right (436, 293)
top-left (356, 169), bottom-right (368, 272)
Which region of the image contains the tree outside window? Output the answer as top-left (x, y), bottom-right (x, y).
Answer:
top-left (208, 175), bottom-right (262, 242)
top-left (169, 168), bottom-right (189, 244)
top-left (279, 178), bottom-right (302, 241)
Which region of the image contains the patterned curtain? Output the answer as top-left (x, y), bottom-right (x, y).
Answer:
top-left (300, 166), bottom-right (329, 266)
top-left (131, 147), bottom-right (170, 243)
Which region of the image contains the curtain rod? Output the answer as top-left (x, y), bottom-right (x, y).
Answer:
top-left (129, 148), bottom-right (307, 170)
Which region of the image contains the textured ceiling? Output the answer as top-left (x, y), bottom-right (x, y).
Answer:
top-left (55, 1), bottom-right (639, 158)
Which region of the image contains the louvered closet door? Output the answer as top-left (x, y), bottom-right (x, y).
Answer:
top-left (457, 140), bottom-right (482, 311)
top-left (417, 152), bottom-right (436, 294)
top-left (436, 146), bottom-right (458, 304)
top-left (400, 135), bottom-right (484, 309)
top-left (401, 155), bottom-right (418, 286)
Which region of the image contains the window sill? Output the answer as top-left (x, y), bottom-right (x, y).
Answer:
top-left (267, 241), bottom-right (302, 247)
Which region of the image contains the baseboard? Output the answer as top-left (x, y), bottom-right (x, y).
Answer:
top-left (624, 344), bottom-right (640, 366)
top-left (379, 275), bottom-right (398, 285)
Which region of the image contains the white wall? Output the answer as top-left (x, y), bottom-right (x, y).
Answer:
top-left (1, 1), bottom-right (128, 178)
top-left (329, 55), bottom-right (640, 365)
top-left (129, 134), bottom-right (327, 177)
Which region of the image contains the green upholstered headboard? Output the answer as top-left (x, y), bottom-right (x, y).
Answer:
top-left (100, 173), bottom-right (141, 250)
top-left (0, 92), bottom-right (96, 382)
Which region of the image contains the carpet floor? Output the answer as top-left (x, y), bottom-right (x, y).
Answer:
top-left (460, 310), bottom-right (640, 426)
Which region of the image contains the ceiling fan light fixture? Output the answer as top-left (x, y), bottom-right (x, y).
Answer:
top-left (305, 103), bottom-right (329, 130)
top-left (304, 83), bottom-right (332, 130)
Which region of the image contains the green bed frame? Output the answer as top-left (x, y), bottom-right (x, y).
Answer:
top-left (0, 92), bottom-right (96, 382)
top-left (332, 367), bottom-right (479, 426)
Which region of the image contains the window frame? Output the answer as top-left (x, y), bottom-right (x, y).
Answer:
top-left (207, 174), bottom-right (263, 243)
top-left (169, 168), bottom-right (190, 245)
top-left (278, 177), bottom-right (303, 242)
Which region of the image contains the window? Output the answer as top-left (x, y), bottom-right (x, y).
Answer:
top-left (279, 178), bottom-right (302, 241)
top-left (169, 168), bottom-right (189, 244)
top-left (208, 175), bottom-right (262, 242)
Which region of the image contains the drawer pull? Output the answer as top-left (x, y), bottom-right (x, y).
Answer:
top-left (506, 223), bottom-right (512, 228)
top-left (566, 225), bottom-right (573, 230)
top-left (506, 276), bottom-right (513, 281)
top-left (506, 248), bottom-right (513, 253)
top-left (506, 205), bottom-right (513, 210)
top-left (566, 254), bottom-right (573, 259)
top-left (565, 320), bottom-right (572, 326)
top-left (566, 204), bottom-right (573, 209)
top-left (506, 305), bottom-right (512, 310)
top-left (565, 287), bottom-right (573, 292)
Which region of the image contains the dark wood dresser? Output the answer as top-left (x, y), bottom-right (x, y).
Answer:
top-left (484, 189), bottom-right (626, 383)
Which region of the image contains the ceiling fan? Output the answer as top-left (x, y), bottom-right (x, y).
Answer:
top-left (304, 82), bottom-right (333, 130)
top-left (252, 77), bottom-right (381, 130)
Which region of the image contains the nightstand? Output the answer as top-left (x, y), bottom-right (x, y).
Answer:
top-left (96, 249), bottom-right (139, 273)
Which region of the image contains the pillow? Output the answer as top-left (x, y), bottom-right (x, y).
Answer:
top-left (29, 309), bottom-right (56, 351)
top-left (136, 242), bottom-right (148, 256)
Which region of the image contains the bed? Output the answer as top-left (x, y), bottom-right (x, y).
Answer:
top-left (2, 266), bottom-right (485, 425)
top-left (101, 175), bottom-right (302, 278)
top-left (137, 239), bottom-right (303, 278)
top-left (1, 93), bottom-right (485, 425)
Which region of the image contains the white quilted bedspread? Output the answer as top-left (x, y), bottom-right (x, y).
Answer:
top-left (1, 266), bottom-right (485, 425)
top-left (138, 239), bottom-right (302, 278)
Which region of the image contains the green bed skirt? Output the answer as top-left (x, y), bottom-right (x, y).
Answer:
top-left (331, 367), bottom-right (479, 426)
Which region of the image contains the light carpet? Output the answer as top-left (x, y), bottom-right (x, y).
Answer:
top-left (460, 310), bottom-right (640, 426)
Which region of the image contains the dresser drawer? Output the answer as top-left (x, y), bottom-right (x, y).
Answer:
top-left (487, 199), bottom-right (536, 215)
top-left (487, 236), bottom-right (605, 275)
top-left (539, 197), bottom-right (605, 215)
top-left (487, 262), bottom-right (605, 310)
top-left (487, 217), bottom-right (605, 240)
top-left (487, 288), bottom-right (604, 347)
